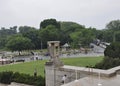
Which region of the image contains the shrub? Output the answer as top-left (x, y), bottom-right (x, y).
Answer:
top-left (0, 71), bottom-right (45, 86)
top-left (104, 42), bottom-right (120, 58)
top-left (0, 71), bottom-right (13, 84)
top-left (12, 72), bottom-right (45, 86)
top-left (95, 42), bottom-right (120, 69)
top-left (95, 57), bottom-right (120, 69)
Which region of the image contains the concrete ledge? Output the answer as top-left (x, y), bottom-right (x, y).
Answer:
top-left (62, 65), bottom-right (120, 77)
top-left (8, 82), bottom-right (33, 86)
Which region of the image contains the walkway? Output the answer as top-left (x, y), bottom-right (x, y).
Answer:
top-left (0, 82), bottom-right (33, 86)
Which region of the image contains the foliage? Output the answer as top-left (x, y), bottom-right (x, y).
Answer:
top-left (95, 42), bottom-right (120, 69)
top-left (60, 22), bottom-right (85, 44)
top-left (80, 29), bottom-right (95, 46)
top-left (0, 26), bottom-right (17, 49)
top-left (40, 18), bottom-right (60, 29)
top-left (0, 26), bottom-right (17, 37)
top-left (101, 29), bottom-right (113, 42)
top-left (0, 37), bottom-right (7, 49)
top-left (70, 28), bottom-right (96, 48)
top-left (19, 26), bottom-right (36, 34)
top-left (105, 19), bottom-right (120, 42)
top-left (95, 57), bottom-right (120, 69)
top-left (104, 42), bottom-right (120, 58)
top-left (0, 71), bottom-right (13, 84)
top-left (0, 71), bottom-right (45, 86)
top-left (6, 35), bottom-right (34, 52)
top-left (12, 72), bottom-right (45, 86)
top-left (60, 22), bottom-right (85, 33)
top-left (23, 30), bottom-right (41, 49)
top-left (106, 19), bottom-right (120, 31)
top-left (39, 25), bottom-right (60, 48)
top-left (1, 19), bottom-right (120, 50)
top-left (114, 31), bottom-right (120, 42)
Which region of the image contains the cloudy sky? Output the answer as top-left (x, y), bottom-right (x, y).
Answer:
top-left (0, 0), bottom-right (120, 29)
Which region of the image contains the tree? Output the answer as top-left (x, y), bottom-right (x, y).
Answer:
top-left (95, 42), bottom-right (120, 69)
top-left (60, 22), bottom-right (85, 34)
top-left (23, 30), bottom-right (41, 49)
top-left (0, 26), bottom-right (17, 49)
top-left (19, 26), bottom-right (36, 34)
top-left (80, 28), bottom-right (95, 46)
top-left (6, 35), bottom-right (34, 55)
top-left (105, 20), bottom-right (120, 42)
top-left (102, 29), bottom-right (113, 42)
top-left (115, 31), bottom-right (120, 42)
top-left (106, 20), bottom-right (120, 31)
top-left (0, 37), bottom-right (7, 49)
top-left (104, 42), bottom-right (120, 58)
top-left (60, 22), bottom-right (85, 45)
top-left (70, 31), bottom-right (82, 48)
top-left (0, 26), bottom-right (17, 37)
top-left (39, 25), bottom-right (60, 48)
top-left (40, 19), bottom-right (60, 29)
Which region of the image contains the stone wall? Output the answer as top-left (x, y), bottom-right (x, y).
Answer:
top-left (45, 65), bottom-right (120, 86)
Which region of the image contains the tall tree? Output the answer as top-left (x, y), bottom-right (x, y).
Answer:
top-left (39, 25), bottom-right (60, 48)
top-left (23, 30), bottom-right (41, 49)
top-left (0, 26), bottom-right (17, 37)
top-left (106, 20), bottom-right (120, 31)
top-left (6, 35), bottom-right (34, 54)
top-left (60, 22), bottom-right (85, 44)
top-left (19, 26), bottom-right (36, 34)
top-left (105, 19), bottom-right (120, 42)
top-left (40, 19), bottom-right (60, 29)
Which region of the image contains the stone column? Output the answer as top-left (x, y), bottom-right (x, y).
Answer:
top-left (45, 41), bottom-right (63, 86)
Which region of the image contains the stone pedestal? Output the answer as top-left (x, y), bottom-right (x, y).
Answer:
top-left (45, 41), bottom-right (63, 86)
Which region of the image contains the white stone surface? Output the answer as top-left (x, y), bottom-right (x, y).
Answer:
top-left (61, 75), bottom-right (120, 86)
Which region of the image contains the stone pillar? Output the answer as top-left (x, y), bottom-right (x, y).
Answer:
top-left (45, 41), bottom-right (63, 86)
top-left (47, 41), bottom-right (63, 67)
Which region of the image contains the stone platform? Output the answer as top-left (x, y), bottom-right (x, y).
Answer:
top-left (0, 82), bottom-right (33, 86)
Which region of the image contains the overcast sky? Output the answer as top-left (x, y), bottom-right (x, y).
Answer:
top-left (0, 0), bottom-right (120, 29)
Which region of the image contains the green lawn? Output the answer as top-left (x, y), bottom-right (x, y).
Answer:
top-left (0, 57), bottom-right (103, 77)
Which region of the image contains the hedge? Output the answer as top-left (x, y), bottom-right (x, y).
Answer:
top-left (0, 71), bottom-right (45, 86)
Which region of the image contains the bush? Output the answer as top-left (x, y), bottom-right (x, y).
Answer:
top-left (0, 71), bottom-right (45, 86)
top-left (95, 42), bottom-right (120, 69)
top-left (12, 72), bottom-right (45, 86)
top-left (104, 42), bottom-right (120, 58)
top-left (95, 57), bottom-right (120, 69)
top-left (0, 71), bottom-right (13, 84)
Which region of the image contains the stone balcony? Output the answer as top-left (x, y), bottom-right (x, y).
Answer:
top-left (61, 66), bottom-right (120, 86)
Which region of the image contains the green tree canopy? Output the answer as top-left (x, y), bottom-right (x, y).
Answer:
top-left (104, 42), bottom-right (120, 58)
top-left (39, 25), bottom-right (60, 48)
top-left (6, 35), bottom-right (34, 52)
top-left (23, 30), bottom-right (41, 49)
top-left (95, 42), bottom-right (120, 69)
top-left (0, 26), bottom-right (17, 37)
top-left (19, 26), bottom-right (36, 34)
top-left (40, 19), bottom-right (60, 29)
top-left (106, 20), bottom-right (120, 31)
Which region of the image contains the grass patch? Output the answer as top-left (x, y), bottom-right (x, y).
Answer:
top-left (61, 56), bottom-right (103, 67)
top-left (0, 60), bottom-right (47, 77)
top-left (0, 56), bottom-right (103, 77)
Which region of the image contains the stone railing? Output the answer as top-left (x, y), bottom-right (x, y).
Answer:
top-left (60, 65), bottom-right (120, 86)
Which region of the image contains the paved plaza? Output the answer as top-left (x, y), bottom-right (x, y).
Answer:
top-left (0, 82), bottom-right (33, 86)
top-left (61, 75), bottom-right (120, 86)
